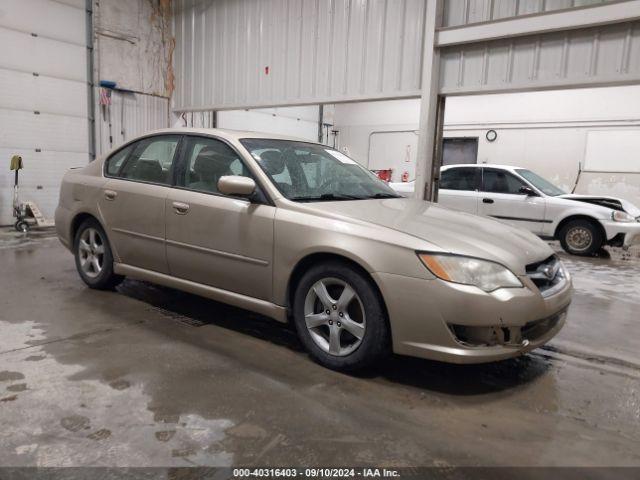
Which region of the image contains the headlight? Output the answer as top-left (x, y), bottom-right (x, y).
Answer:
top-left (612, 210), bottom-right (635, 222)
top-left (418, 253), bottom-right (523, 292)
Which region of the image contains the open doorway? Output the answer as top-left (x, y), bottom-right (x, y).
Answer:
top-left (442, 137), bottom-right (478, 166)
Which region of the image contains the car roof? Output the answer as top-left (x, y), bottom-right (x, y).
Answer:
top-left (143, 127), bottom-right (314, 143)
top-left (441, 164), bottom-right (524, 172)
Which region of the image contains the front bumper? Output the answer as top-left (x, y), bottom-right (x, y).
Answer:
top-left (372, 270), bottom-right (572, 364)
top-left (601, 220), bottom-right (640, 248)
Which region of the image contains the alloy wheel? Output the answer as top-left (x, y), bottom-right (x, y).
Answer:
top-left (78, 227), bottom-right (105, 278)
top-left (303, 277), bottom-right (366, 356)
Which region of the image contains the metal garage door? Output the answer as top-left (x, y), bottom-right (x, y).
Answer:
top-left (0, 0), bottom-right (89, 225)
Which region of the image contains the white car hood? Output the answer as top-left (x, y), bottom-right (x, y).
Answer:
top-left (558, 194), bottom-right (640, 218)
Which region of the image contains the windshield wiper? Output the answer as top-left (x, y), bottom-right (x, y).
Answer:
top-left (367, 193), bottom-right (401, 199)
top-left (290, 193), bottom-right (363, 202)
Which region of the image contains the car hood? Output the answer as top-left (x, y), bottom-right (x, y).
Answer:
top-left (307, 198), bottom-right (553, 274)
top-left (558, 194), bottom-right (640, 217)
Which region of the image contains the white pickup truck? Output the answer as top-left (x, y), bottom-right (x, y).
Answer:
top-left (390, 164), bottom-right (640, 256)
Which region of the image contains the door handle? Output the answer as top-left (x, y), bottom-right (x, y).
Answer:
top-left (482, 198), bottom-right (494, 204)
top-left (172, 201), bottom-right (190, 214)
top-left (104, 190), bottom-right (117, 201)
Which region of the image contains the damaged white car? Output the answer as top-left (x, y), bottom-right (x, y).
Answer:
top-left (391, 164), bottom-right (640, 256)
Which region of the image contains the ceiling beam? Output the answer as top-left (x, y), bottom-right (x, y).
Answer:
top-left (436, 0), bottom-right (640, 47)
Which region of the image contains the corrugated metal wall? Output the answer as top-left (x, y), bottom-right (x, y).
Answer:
top-left (439, 20), bottom-right (640, 94)
top-left (172, 0), bottom-right (427, 111)
top-left (0, 0), bottom-right (88, 225)
top-left (95, 91), bottom-right (169, 156)
top-left (442, 0), bottom-right (616, 27)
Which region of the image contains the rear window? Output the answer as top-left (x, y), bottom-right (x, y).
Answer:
top-left (105, 145), bottom-right (133, 176)
top-left (440, 168), bottom-right (481, 191)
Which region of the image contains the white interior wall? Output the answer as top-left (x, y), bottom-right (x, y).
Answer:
top-left (332, 99), bottom-right (420, 169)
top-left (333, 85), bottom-right (640, 205)
top-left (217, 106), bottom-right (321, 143)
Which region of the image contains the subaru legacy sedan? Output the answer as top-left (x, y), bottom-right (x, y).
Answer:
top-left (56, 129), bottom-right (571, 371)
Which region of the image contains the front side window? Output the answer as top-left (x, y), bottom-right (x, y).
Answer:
top-left (516, 169), bottom-right (566, 196)
top-left (440, 168), bottom-right (481, 191)
top-left (118, 135), bottom-right (181, 185)
top-left (482, 169), bottom-right (527, 194)
top-left (240, 139), bottom-right (399, 201)
top-left (178, 136), bottom-right (252, 194)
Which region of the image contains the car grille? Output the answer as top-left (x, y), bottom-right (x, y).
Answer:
top-left (521, 308), bottom-right (565, 341)
top-left (526, 255), bottom-right (567, 298)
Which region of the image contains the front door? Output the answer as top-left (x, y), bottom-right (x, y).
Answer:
top-left (98, 134), bottom-right (181, 274)
top-left (165, 135), bottom-right (275, 301)
top-left (478, 168), bottom-right (548, 235)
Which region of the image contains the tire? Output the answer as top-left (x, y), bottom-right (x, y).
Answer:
top-left (73, 218), bottom-right (124, 290)
top-left (14, 220), bottom-right (29, 233)
top-left (292, 261), bottom-right (390, 371)
top-left (559, 219), bottom-right (603, 256)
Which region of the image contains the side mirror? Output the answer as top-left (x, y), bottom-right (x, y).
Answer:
top-left (519, 185), bottom-right (537, 196)
top-left (218, 175), bottom-right (256, 197)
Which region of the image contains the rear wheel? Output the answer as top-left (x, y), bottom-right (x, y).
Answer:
top-left (559, 219), bottom-right (603, 256)
top-left (292, 261), bottom-right (389, 371)
top-left (74, 219), bottom-right (124, 289)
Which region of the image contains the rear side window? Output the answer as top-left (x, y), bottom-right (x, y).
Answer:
top-left (105, 145), bottom-right (133, 176)
top-left (440, 168), bottom-right (481, 191)
top-left (118, 135), bottom-right (181, 185)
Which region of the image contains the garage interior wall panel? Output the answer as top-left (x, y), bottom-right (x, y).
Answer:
top-left (172, 0), bottom-right (426, 111)
top-left (95, 91), bottom-right (169, 156)
top-left (439, 20), bottom-right (640, 94)
top-left (217, 106), bottom-right (321, 142)
top-left (0, 0), bottom-right (89, 225)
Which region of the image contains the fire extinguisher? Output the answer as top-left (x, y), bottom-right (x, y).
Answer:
top-left (401, 171), bottom-right (409, 183)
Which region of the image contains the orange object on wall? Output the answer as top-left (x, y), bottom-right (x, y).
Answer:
top-left (373, 169), bottom-right (393, 182)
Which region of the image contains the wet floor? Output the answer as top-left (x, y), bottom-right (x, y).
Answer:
top-left (0, 229), bottom-right (639, 467)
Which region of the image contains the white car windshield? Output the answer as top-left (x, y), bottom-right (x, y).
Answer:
top-left (241, 139), bottom-right (400, 202)
top-left (516, 169), bottom-right (566, 197)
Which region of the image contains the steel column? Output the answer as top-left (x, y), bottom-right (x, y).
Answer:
top-left (414, 0), bottom-right (444, 201)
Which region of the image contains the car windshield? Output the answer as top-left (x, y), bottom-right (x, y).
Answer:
top-left (240, 139), bottom-right (400, 202)
top-left (516, 169), bottom-right (567, 197)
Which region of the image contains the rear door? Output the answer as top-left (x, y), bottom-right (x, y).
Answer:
top-left (437, 167), bottom-right (481, 214)
top-left (478, 168), bottom-right (547, 234)
top-left (98, 134), bottom-right (181, 273)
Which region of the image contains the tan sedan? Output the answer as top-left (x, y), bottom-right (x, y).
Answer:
top-left (55, 128), bottom-right (572, 371)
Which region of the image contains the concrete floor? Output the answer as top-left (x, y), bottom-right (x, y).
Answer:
top-left (0, 228), bottom-right (639, 468)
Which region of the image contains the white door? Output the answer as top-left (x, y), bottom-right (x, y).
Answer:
top-left (478, 168), bottom-right (548, 235)
top-left (369, 131), bottom-right (418, 183)
top-left (437, 167), bottom-right (481, 214)
top-left (0, 0), bottom-right (88, 225)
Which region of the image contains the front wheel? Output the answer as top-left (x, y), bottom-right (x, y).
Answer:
top-left (292, 261), bottom-right (390, 371)
top-left (559, 219), bottom-right (603, 256)
top-left (74, 219), bottom-right (124, 289)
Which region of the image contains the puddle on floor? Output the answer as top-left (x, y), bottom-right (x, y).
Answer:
top-left (0, 319), bottom-right (234, 467)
